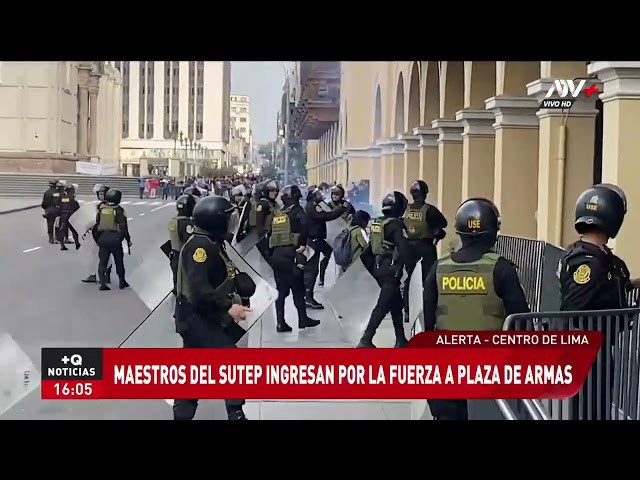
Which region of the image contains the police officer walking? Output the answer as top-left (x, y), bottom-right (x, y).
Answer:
top-left (559, 184), bottom-right (639, 420)
top-left (402, 180), bottom-right (448, 322)
top-left (254, 180), bottom-right (280, 261)
top-left (95, 189), bottom-right (131, 291)
top-left (304, 187), bottom-right (346, 308)
top-left (422, 198), bottom-right (529, 419)
top-left (269, 185), bottom-right (321, 332)
top-left (41, 179), bottom-right (62, 244)
top-left (357, 191), bottom-right (414, 348)
top-left (82, 184), bottom-right (112, 284)
top-left (168, 194), bottom-right (196, 294)
top-left (58, 183), bottom-right (81, 251)
top-left (173, 195), bottom-right (252, 421)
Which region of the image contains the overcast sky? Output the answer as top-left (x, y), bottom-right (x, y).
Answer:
top-left (230, 61), bottom-right (293, 146)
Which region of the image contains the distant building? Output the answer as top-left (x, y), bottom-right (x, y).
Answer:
top-left (0, 61), bottom-right (122, 174)
top-left (115, 61), bottom-right (231, 177)
top-left (230, 94), bottom-right (252, 161)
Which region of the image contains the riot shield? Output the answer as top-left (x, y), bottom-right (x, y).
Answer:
top-left (233, 230), bottom-right (260, 257)
top-left (228, 209), bottom-right (240, 240)
top-left (242, 244), bottom-right (276, 288)
top-left (0, 332), bottom-right (40, 417)
top-left (324, 257), bottom-right (380, 344)
top-left (407, 259), bottom-right (424, 325)
top-left (232, 203), bottom-right (251, 246)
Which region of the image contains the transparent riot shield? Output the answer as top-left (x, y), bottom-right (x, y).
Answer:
top-left (242, 244), bottom-right (276, 288)
top-left (232, 203), bottom-right (250, 246)
top-left (0, 332), bottom-right (40, 417)
top-left (324, 257), bottom-right (380, 344)
top-left (233, 230), bottom-right (260, 257)
top-left (407, 259), bottom-right (424, 325)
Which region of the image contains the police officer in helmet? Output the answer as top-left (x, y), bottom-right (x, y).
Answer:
top-left (357, 191), bottom-right (414, 348)
top-left (402, 180), bottom-right (448, 323)
top-left (58, 183), bottom-right (81, 251)
top-left (183, 186), bottom-right (202, 199)
top-left (95, 189), bottom-right (131, 290)
top-left (423, 198), bottom-right (529, 420)
top-left (82, 184), bottom-right (112, 283)
top-left (328, 184), bottom-right (356, 223)
top-left (269, 185), bottom-right (320, 332)
top-left (173, 195), bottom-right (252, 421)
top-left (166, 194), bottom-right (196, 294)
top-left (41, 179), bottom-right (62, 244)
top-left (255, 180), bottom-right (280, 261)
top-left (304, 187), bottom-right (346, 308)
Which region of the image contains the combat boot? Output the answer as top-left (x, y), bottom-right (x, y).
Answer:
top-left (356, 331), bottom-right (376, 348)
top-left (60, 244), bottom-right (69, 251)
top-left (82, 274), bottom-right (97, 283)
top-left (99, 284), bottom-right (110, 291)
top-left (394, 337), bottom-right (409, 348)
top-left (298, 314), bottom-right (320, 329)
top-left (119, 278), bottom-right (130, 290)
top-left (275, 304), bottom-right (292, 333)
top-left (305, 290), bottom-right (324, 310)
top-left (227, 407), bottom-right (248, 420)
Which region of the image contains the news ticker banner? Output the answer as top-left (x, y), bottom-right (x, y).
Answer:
top-left (40, 331), bottom-right (601, 401)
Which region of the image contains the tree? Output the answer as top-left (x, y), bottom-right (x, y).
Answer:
top-left (258, 142), bottom-right (275, 162)
top-left (261, 163), bottom-right (278, 179)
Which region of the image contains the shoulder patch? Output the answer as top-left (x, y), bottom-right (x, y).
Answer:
top-left (573, 264), bottom-right (591, 285)
top-left (186, 224), bottom-right (194, 234)
top-left (168, 222), bottom-right (176, 231)
top-left (256, 204), bottom-right (262, 212)
top-left (192, 247), bottom-right (207, 263)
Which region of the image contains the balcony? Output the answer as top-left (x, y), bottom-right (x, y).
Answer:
top-left (292, 62), bottom-right (340, 140)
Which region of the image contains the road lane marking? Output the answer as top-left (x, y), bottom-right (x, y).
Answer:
top-left (23, 247), bottom-right (41, 253)
top-left (149, 201), bottom-right (163, 206)
top-left (120, 201), bottom-right (131, 205)
top-left (150, 205), bottom-right (167, 212)
top-left (127, 217), bottom-right (133, 221)
top-left (132, 201), bottom-right (146, 205)
top-left (139, 213), bottom-right (145, 216)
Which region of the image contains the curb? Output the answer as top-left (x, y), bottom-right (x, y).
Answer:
top-left (0, 204), bottom-right (40, 215)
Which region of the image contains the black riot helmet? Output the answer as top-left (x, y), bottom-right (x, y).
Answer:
top-left (330, 184), bottom-right (345, 200)
top-left (265, 180), bottom-right (280, 199)
top-left (192, 195), bottom-right (235, 237)
top-left (455, 198), bottom-right (501, 237)
top-left (176, 194), bottom-right (197, 217)
top-left (183, 186), bottom-right (201, 197)
top-left (280, 185), bottom-right (302, 206)
top-left (49, 179), bottom-right (59, 188)
top-left (381, 191), bottom-right (408, 218)
top-left (254, 181), bottom-right (268, 198)
top-left (319, 182), bottom-right (329, 191)
top-left (409, 180), bottom-right (429, 201)
top-left (595, 183), bottom-right (627, 214)
top-left (575, 185), bottom-right (626, 239)
top-left (104, 189), bottom-right (122, 205)
top-left (307, 187), bottom-right (324, 204)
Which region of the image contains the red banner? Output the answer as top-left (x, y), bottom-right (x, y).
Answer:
top-left (40, 331), bottom-right (601, 400)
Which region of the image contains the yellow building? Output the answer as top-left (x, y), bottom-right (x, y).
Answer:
top-left (301, 61), bottom-right (640, 272)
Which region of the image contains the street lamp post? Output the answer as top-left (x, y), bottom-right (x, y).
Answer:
top-left (280, 62), bottom-right (290, 186)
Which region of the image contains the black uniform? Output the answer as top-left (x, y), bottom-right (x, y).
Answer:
top-left (41, 180), bottom-right (62, 243)
top-left (357, 191), bottom-right (414, 349)
top-left (423, 198), bottom-right (530, 420)
top-left (304, 187), bottom-right (346, 309)
top-left (167, 195), bottom-right (196, 294)
top-left (95, 189), bottom-right (131, 290)
top-left (559, 184), bottom-right (633, 420)
top-left (268, 185), bottom-right (321, 333)
top-left (402, 180), bottom-right (448, 323)
top-left (82, 184), bottom-right (112, 284)
top-left (173, 195), bottom-right (251, 421)
top-left (58, 185), bottom-right (81, 250)
top-left (254, 180), bottom-right (279, 262)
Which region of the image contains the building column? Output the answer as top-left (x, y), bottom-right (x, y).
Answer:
top-left (88, 72), bottom-right (100, 158)
top-left (399, 134), bottom-right (421, 193)
top-left (528, 79), bottom-right (600, 246)
top-left (486, 96), bottom-right (540, 238)
top-left (77, 65), bottom-right (92, 156)
top-left (377, 138), bottom-right (405, 194)
top-left (588, 62), bottom-right (640, 272)
top-left (456, 109), bottom-right (496, 200)
top-left (413, 127), bottom-right (439, 206)
top-left (432, 119), bottom-right (464, 226)
top-left (367, 146), bottom-right (382, 206)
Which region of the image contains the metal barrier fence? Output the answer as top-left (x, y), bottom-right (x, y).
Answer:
top-left (502, 309), bottom-right (640, 420)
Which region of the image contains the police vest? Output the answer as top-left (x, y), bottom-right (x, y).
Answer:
top-left (97, 204), bottom-right (118, 232)
top-left (177, 235), bottom-right (240, 306)
top-left (435, 252), bottom-right (505, 331)
top-left (269, 205), bottom-right (299, 248)
top-left (248, 198), bottom-right (258, 227)
top-left (168, 216), bottom-right (193, 252)
top-left (370, 217), bottom-right (397, 257)
top-left (404, 203), bottom-right (433, 241)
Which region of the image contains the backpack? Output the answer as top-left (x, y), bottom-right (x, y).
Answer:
top-left (333, 227), bottom-right (356, 267)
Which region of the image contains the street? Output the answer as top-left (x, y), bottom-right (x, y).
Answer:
top-left (0, 197), bottom-right (413, 420)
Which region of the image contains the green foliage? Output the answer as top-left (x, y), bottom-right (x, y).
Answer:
top-left (199, 163), bottom-right (237, 178)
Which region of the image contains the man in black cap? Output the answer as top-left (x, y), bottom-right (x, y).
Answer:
top-left (173, 195), bottom-right (252, 421)
top-left (422, 198), bottom-right (530, 420)
top-left (41, 179), bottom-right (62, 244)
top-left (95, 189), bottom-right (131, 290)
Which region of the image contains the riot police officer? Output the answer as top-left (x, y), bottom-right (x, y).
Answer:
top-left (357, 191), bottom-right (414, 348)
top-left (255, 180), bottom-right (279, 261)
top-left (168, 194), bottom-right (196, 294)
top-left (173, 195), bottom-right (252, 421)
top-left (82, 184), bottom-right (112, 283)
top-left (231, 185), bottom-right (249, 208)
top-left (560, 184), bottom-right (639, 420)
top-left (247, 183), bottom-right (263, 231)
top-left (58, 183), bottom-right (81, 251)
top-left (328, 184), bottom-right (356, 222)
top-left (304, 187), bottom-right (346, 308)
top-left (402, 180), bottom-right (448, 322)
top-left (41, 179), bottom-right (62, 244)
top-left (269, 185), bottom-right (320, 332)
top-left (422, 198), bottom-right (529, 420)
top-left (183, 186), bottom-right (202, 199)
top-left (95, 189), bottom-right (131, 290)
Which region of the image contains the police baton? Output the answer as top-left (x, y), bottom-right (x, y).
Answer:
top-left (127, 242), bottom-right (131, 255)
